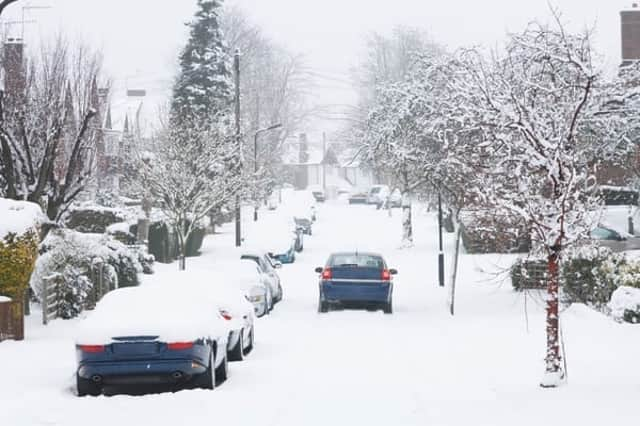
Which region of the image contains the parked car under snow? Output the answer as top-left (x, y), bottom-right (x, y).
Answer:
top-left (74, 286), bottom-right (230, 396)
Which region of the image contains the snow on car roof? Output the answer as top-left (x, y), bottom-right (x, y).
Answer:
top-left (75, 285), bottom-right (229, 345)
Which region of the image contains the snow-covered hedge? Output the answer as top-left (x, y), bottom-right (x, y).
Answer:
top-left (608, 286), bottom-right (640, 323)
top-left (65, 205), bottom-right (128, 233)
top-left (0, 199), bottom-right (43, 303)
top-left (30, 229), bottom-right (144, 319)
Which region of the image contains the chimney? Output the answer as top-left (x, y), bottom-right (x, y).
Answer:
top-left (621, 4), bottom-right (640, 63)
top-left (298, 133), bottom-right (309, 164)
top-left (2, 38), bottom-right (26, 103)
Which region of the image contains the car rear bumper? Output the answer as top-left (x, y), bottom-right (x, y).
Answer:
top-left (320, 282), bottom-right (392, 303)
top-left (77, 358), bottom-right (207, 385)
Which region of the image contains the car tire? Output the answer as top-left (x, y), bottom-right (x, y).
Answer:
top-left (215, 353), bottom-right (228, 385)
top-left (228, 330), bottom-right (244, 362)
top-left (195, 346), bottom-right (216, 390)
top-left (243, 327), bottom-right (254, 355)
top-left (318, 298), bottom-right (329, 313)
top-left (76, 374), bottom-right (101, 397)
top-left (383, 300), bottom-right (393, 314)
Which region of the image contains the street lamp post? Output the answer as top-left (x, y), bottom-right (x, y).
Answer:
top-left (254, 123), bottom-right (283, 221)
top-left (234, 50), bottom-right (242, 247)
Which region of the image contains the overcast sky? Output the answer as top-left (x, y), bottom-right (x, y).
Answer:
top-left (4, 0), bottom-right (635, 133)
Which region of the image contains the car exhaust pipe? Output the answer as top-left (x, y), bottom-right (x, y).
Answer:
top-left (91, 375), bottom-right (102, 383)
top-left (171, 371), bottom-right (183, 380)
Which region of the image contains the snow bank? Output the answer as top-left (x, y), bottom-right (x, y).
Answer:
top-left (75, 285), bottom-right (229, 345)
top-left (608, 286), bottom-right (640, 322)
top-left (0, 198), bottom-right (44, 240)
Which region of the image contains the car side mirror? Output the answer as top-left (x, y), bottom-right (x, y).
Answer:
top-left (274, 261), bottom-right (283, 269)
top-left (389, 268), bottom-right (398, 275)
top-left (315, 267), bottom-right (323, 273)
top-left (268, 252), bottom-right (275, 258)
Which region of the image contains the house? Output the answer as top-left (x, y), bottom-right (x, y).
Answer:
top-left (282, 133), bottom-right (375, 196)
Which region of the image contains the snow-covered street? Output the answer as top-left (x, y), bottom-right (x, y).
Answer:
top-left (2, 200), bottom-right (639, 426)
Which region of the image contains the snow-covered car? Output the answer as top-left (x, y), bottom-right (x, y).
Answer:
top-left (308, 185), bottom-right (326, 202)
top-left (367, 184), bottom-right (390, 205)
top-left (590, 225), bottom-right (640, 252)
top-left (348, 188), bottom-right (369, 204)
top-left (295, 216), bottom-right (313, 236)
top-left (241, 251), bottom-right (284, 303)
top-left (74, 286), bottom-right (230, 396)
top-left (389, 188), bottom-right (402, 207)
top-left (225, 260), bottom-right (274, 317)
top-left (189, 282), bottom-right (256, 362)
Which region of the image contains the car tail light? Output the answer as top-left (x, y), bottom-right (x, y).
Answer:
top-left (381, 269), bottom-right (391, 281)
top-left (78, 345), bottom-right (105, 353)
top-left (167, 342), bottom-right (194, 351)
top-left (321, 268), bottom-right (332, 280)
top-left (219, 309), bottom-right (233, 321)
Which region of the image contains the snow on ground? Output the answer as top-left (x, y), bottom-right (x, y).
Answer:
top-left (1, 199), bottom-right (640, 426)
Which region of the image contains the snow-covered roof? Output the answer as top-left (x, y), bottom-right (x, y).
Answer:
top-left (0, 198), bottom-right (44, 240)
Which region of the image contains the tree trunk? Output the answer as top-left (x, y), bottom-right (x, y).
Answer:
top-left (541, 249), bottom-right (563, 387)
top-left (401, 193), bottom-right (413, 247)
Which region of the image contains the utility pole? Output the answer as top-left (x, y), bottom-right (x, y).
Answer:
top-left (234, 50), bottom-right (242, 247)
top-left (438, 191), bottom-right (445, 287)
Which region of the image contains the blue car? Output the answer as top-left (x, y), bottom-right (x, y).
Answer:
top-left (315, 252), bottom-right (397, 314)
top-left (75, 287), bottom-right (230, 396)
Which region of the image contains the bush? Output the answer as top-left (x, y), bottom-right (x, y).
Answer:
top-left (511, 258), bottom-right (547, 291)
top-left (65, 206), bottom-right (127, 233)
top-left (0, 231), bottom-right (39, 302)
top-left (31, 229), bottom-right (142, 319)
top-left (609, 286), bottom-right (640, 323)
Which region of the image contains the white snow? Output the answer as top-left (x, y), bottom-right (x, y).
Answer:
top-left (75, 285), bottom-right (229, 345)
top-left (0, 295), bottom-right (11, 303)
top-left (608, 285), bottom-right (640, 322)
top-left (1, 201), bottom-right (639, 425)
top-left (0, 198), bottom-right (44, 240)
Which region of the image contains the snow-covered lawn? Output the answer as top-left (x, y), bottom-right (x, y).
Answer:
top-left (1, 201), bottom-right (639, 425)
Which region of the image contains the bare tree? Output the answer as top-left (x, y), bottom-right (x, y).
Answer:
top-left (0, 36), bottom-right (104, 222)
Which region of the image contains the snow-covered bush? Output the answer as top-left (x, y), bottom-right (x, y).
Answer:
top-left (65, 205), bottom-right (128, 234)
top-left (511, 258), bottom-right (547, 291)
top-left (31, 229), bottom-right (143, 319)
top-left (608, 286), bottom-right (640, 323)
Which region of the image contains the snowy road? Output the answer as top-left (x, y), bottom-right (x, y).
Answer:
top-left (2, 200), bottom-right (640, 426)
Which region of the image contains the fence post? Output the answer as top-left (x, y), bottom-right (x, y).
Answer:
top-left (42, 277), bottom-right (48, 326)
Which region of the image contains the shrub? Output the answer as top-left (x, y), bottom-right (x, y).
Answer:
top-left (609, 286), bottom-right (640, 323)
top-left (511, 258), bottom-right (548, 291)
top-left (31, 229), bottom-right (141, 319)
top-left (65, 205), bottom-right (128, 233)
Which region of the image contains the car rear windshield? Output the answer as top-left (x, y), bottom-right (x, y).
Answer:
top-left (371, 187), bottom-right (381, 194)
top-left (329, 254), bottom-right (384, 268)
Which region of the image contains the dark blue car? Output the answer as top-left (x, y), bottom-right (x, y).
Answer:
top-left (315, 252), bottom-right (397, 314)
top-left (74, 287), bottom-right (229, 396)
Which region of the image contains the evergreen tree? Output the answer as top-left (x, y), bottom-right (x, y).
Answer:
top-left (171, 0), bottom-right (232, 125)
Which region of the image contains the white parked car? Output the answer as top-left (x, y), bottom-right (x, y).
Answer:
top-left (222, 260), bottom-right (274, 317)
top-left (188, 282), bottom-right (256, 362)
top-left (367, 185), bottom-right (390, 205)
top-left (241, 251), bottom-right (284, 303)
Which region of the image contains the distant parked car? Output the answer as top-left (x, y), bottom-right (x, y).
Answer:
top-left (388, 188), bottom-right (402, 207)
top-left (241, 251), bottom-right (284, 304)
top-left (348, 188), bottom-right (369, 204)
top-left (367, 185), bottom-right (390, 205)
top-left (315, 252), bottom-right (397, 314)
top-left (590, 225), bottom-right (640, 252)
top-left (75, 286), bottom-right (230, 396)
top-left (295, 216), bottom-right (313, 235)
top-left (309, 185), bottom-right (326, 202)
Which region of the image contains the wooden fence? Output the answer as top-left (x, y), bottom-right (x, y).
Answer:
top-left (42, 274), bottom-right (61, 325)
top-left (0, 298), bottom-right (24, 341)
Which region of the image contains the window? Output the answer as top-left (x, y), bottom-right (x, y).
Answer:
top-left (329, 254), bottom-right (384, 268)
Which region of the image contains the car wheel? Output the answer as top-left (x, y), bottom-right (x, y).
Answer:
top-left (318, 297), bottom-right (329, 313)
top-left (267, 289), bottom-right (274, 313)
top-left (383, 299), bottom-right (393, 314)
top-left (215, 353), bottom-right (228, 385)
top-left (243, 327), bottom-right (254, 355)
top-left (76, 374), bottom-right (101, 397)
top-left (195, 346), bottom-right (215, 390)
top-left (228, 330), bottom-right (244, 362)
